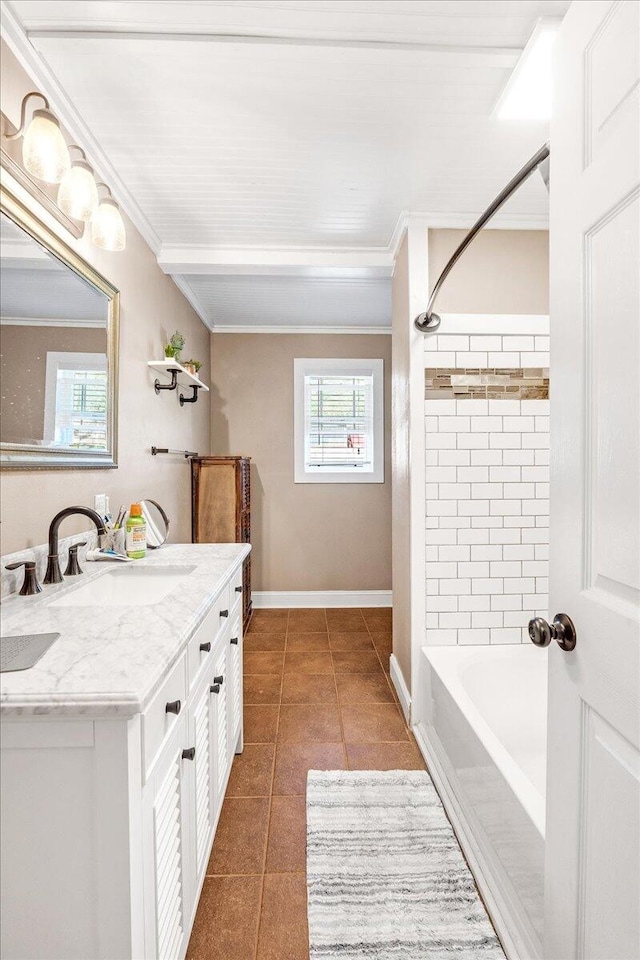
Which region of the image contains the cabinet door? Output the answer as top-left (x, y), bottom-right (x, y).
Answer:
top-left (143, 723), bottom-right (189, 960)
top-left (227, 615), bottom-right (243, 756)
top-left (190, 683), bottom-right (214, 878)
top-left (211, 645), bottom-right (231, 802)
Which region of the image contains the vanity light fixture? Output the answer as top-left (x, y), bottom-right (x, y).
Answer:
top-left (3, 88), bottom-right (125, 253)
top-left (4, 91), bottom-right (70, 183)
top-left (92, 183), bottom-right (127, 251)
top-left (57, 145), bottom-right (99, 222)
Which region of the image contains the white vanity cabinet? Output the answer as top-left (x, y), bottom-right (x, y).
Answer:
top-left (0, 553), bottom-right (246, 960)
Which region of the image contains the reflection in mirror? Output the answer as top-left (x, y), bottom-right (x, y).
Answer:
top-left (141, 500), bottom-right (170, 549)
top-left (0, 212), bottom-right (110, 451)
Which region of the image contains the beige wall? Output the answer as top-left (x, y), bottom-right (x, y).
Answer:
top-left (210, 333), bottom-right (392, 592)
top-left (428, 228), bottom-right (549, 314)
top-left (0, 325), bottom-right (106, 442)
top-left (0, 42), bottom-right (210, 554)
top-left (391, 235), bottom-right (412, 684)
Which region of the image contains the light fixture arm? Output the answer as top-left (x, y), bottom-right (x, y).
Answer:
top-left (414, 141), bottom-right (551, 334)
top-left (67, 144), bottom-right (88, 162)
top-left (95, 181), bottom-right (113, 198)
top-left (4, 91), bottom-right (51, 140)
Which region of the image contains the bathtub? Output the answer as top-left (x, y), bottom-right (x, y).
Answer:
top-left (418, 644), bottom-right (547, 960)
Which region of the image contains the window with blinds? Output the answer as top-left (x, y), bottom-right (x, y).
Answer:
top-left (54, 367), bottom-right (108, 449)
top-left (304, 375), bottom-right (373, 470)
top-left (294, 358), bottom-right (384, 484)
top-left (43, 352), bottom-right (108, 450)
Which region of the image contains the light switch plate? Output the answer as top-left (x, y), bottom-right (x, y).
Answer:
top-left (94, 494), bottom-right (107, 516)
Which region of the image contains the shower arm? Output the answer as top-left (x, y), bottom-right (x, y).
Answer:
top-left (414, 142), bottom-right (550, 334)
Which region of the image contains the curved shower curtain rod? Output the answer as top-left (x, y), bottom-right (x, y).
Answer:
top-left (414, 141), bottom-right (550, 334)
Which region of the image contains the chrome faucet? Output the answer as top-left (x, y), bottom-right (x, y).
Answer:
top-left (44, 506), bottom-right (107, 585)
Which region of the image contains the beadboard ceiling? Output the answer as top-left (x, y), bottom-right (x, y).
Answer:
top-left (0, 213), bottom-right (107, 323)
top-left (4, 0), bottom-right (569, 330)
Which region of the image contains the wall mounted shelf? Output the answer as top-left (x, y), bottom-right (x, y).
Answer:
top-left (148, 360), bottom-right (210, 402)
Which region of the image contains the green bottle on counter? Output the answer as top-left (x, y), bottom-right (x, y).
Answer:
top-left (125, 503), bottom-right (147, 559)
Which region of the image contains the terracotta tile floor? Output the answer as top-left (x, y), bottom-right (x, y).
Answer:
top-left (187, 607), bottom-right (425, 960)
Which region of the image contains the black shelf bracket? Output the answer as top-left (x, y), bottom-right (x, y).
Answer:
top-left (179, 385), bottom-right (201, 406)
top-left (154, 368), bottom-right (180, 394)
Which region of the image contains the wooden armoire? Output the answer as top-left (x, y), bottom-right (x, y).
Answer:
top-left (191, 456), bottom-right (252, 629)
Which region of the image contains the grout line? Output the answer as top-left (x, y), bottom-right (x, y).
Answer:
top-left (253, 613), bottom-right (289, 959)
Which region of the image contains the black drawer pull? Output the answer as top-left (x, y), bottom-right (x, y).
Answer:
top-left (213, 675), bottom-right (224, 684)
top-left (220, 609), bottom-right (229, 618)
top-left (199, 641), bottom-right (211, 653)
top-left (165, 700), bottom-right (181, 715)
top-left (181, 747), bottom-right (195, 761)
top-left (210, 683), bottom-right (221, 694)
top-left (235, 586), bottom-right (243, 593)
top-left (230, 637), bottom-right (239, 645)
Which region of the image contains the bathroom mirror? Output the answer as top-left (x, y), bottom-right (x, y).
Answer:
top-left (141, 499), bottom-right (170, 549)
top-left (0, 184), bottom-right (119, 468)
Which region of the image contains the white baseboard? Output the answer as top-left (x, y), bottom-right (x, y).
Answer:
top-left (251, 590), bottom-right (392, 609)
top-left (413, 721), bottom-right (534, 960)
top-left (389, 653), bottom-right (411, 724)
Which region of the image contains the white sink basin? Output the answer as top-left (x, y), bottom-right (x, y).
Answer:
top-left (49, 565), bottom-right (197, 608)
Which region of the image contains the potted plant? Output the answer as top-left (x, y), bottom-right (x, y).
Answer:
top-left (183, 358), bottom-right (202, 377)
top-left (164, 331), bottom-right (185, 361)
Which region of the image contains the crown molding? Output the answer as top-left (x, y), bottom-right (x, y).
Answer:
top-left (1, 316), bottom-right (104, 327)
top-left (388, 208), bottom-right (548, 260)
top-left (0, 1), bottom-right (162, 255)
top-left (170, 274), bottom-right (215, 330)
top-left (209, 325), bottom-right (391, 335)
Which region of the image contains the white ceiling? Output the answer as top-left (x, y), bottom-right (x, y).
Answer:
top-left (4, 1), bottom-right (569, 330)
top-left (0, 213), bottom-right (108, 324)
top-left (176, 274), bottom-right (392, 330)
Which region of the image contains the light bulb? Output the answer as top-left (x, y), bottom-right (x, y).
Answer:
top-left (91, 197), bottom-right (126, 251)
top-left (22, 109), bottom-right (70, 183)
top-left (58, 160), bottom-right (99, 222)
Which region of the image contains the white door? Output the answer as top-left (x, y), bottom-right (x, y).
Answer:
top-left (545, 2), bottom-right (640, 959)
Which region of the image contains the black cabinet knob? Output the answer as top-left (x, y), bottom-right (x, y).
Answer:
top-left (230, 637), bottom-right (239, 645)
top-left (199, 641), bottom-right (211, 653)
top-left (210, 683), bottom-right (221, 694)
top-left (181, 747), bottom-right (195, 761)
top-left (220, 609), bottom-right (229, 618)
top-left (213, 675), bottom-right (224, 684)
top-left (235, 586), bottom-right (243, 593)
top-left (165, 699), bottom-right (181, 715)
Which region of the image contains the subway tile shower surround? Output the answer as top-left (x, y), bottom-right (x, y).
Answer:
top-left (424, 328), bottom-right (550, 645)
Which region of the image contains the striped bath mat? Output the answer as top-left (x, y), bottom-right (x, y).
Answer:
top-left (306, 770), bottom-right (505, 960)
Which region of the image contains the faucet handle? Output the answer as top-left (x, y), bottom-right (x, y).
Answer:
top-left (5, 561), bottom-right (43, 596)
top-left (64, 541), bottom-right (88, 577)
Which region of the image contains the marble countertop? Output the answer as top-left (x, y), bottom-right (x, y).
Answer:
top-left (0, 543), bottom-right (250, 718)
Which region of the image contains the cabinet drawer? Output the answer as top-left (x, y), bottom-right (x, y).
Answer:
top-left (143, 654), bottom-right (187, 777)
top-left (187, 583), bottom-right (231, 690)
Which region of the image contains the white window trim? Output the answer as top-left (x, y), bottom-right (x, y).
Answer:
top-left (294, 357), bottom-right (384, 484)
top-left (43, 351), bottom-right (108, 446)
